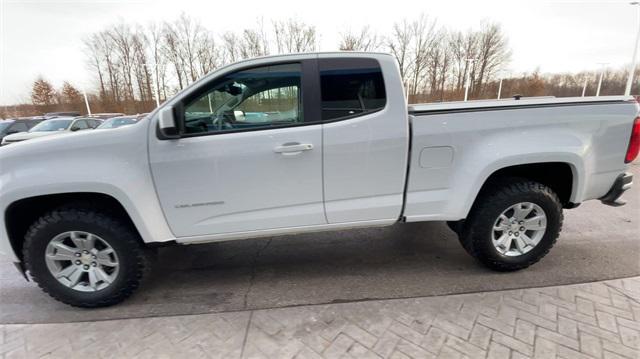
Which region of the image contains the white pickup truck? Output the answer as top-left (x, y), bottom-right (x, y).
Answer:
top-left (0, 52), bottom-right (638, 307)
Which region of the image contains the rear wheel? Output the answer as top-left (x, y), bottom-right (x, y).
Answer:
top-left (458, 179), bottom-right (563, 271)
top-left (23, 206), bottom-right (148, 307)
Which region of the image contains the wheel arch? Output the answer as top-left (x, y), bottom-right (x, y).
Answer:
top-left (5, 192), bottom-right (144, 262)
top-left (466, 160), bottom-right (580, 219)
top-left (482, 162), bottom-right (576, 204)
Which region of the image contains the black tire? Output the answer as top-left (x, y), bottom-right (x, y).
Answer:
top-left (23, 205), bottom-right (148, 307)
top-left (458, 178), bottom-right (563, 271)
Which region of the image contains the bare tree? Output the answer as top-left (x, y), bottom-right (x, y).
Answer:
top-left (425, 30), bottom-right (449, 100)
top-left (146, 22), bottom-right (169, 102)
top-left (83, 34), bottom-right (107, 101)
top-left (109, 23), bottom-right (138, 104)
top-left (240, 28), bottom-right (269, 58)
top-left (174, 13), bottom-right (204, 82)
top-left (472, 22), bottom-right (510, 96)
top-left (163, 23), bottom-right (187, 90)
top-left (339, 26), bottom-right (381, 51)
top-left (238, 18), bottom-right (270, 59)
top-left (408, 15), bottom-right (438, 96)
top-left (273, 18), bottom-right (317, 53)
top-left (387, 19), bottom-right (412, 88)
top-left (220, 32), bottom-right (241, 64)
top-left (196, 32), bottom-right (219, 75)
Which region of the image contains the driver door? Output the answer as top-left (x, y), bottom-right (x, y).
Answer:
top-left (148, 61), bottom-right (326, 238)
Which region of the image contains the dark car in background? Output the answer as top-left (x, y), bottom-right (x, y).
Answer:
top-left (0, 117), bottom-right (45, 143)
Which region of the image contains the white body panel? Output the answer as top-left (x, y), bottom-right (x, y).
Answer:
top-left (319, 53), bottom-right (409, 223)
top-left (404, 98), bottom-right (637, 221)
top-left (0, 123), bottom-right (174, 261)
top-left (0, 52), bottom-right (636, 262)
top-left (148, 124), bottom-right (325, 237)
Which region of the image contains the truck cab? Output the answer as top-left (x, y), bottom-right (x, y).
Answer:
top-left (152, 53), bottom-right (409, 238)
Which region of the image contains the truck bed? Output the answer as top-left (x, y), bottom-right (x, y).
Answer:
top-left (403, 95), bottom-right (637, 223)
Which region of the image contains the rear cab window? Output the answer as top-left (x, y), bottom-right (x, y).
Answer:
top-left (319, 58), bottom-right (386, 122)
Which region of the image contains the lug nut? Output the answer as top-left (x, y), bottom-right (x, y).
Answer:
top-left (508, 231), bottom-right (513, 235)
top-left (75, 252), bottom-right (81, 257)
top-left (83, 265), bottom-right (89, 270)
top-left (92, 255), bottom-right (97, 259)
top-left (519, 221), bottom-right (524, 225)
top-left (92, 262), bottom-right (97, 267)
top-left (515, 232), bottom-right (520, 236)
top-left (75, 260), bottom-right (81, 265)
top-left (520, 227), bottom-right (525, 231)
top-left (83, 250), bottom-right (89, 254)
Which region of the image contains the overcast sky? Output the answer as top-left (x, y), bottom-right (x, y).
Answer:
top-left (0, 0), bottom-right (637, 105)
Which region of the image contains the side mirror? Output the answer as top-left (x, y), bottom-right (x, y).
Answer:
top-left (158, 106), bottom-right (179, 138)
top-left (234, 110), bottom-right (246, 122)
top-left (6, 130), bottom-right (21, 135)
top-left (70, 127), bottom-right (79, 132)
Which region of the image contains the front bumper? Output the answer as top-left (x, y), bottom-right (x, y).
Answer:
top-left (600, 172), bottom-right (633, 207)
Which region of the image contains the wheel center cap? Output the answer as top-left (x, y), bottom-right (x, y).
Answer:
top-left (80, 253), bottom-right (92, 265)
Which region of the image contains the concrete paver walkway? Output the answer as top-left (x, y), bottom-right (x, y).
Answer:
top-left (2, 276), bottom-right (640, 358)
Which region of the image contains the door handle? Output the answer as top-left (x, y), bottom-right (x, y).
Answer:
top-left (274, 142), bottom-right (313, 155)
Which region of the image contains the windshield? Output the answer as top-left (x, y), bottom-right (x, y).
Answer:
top-left (29, 119), bottom-right (73, 132)
top-left (97, 117), bottom-right (136, 129)
top-left (0, 122), bottom-right (12, 132)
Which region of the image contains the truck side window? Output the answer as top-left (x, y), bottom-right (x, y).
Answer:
top-left (319, 58), bottom-right (386, 121)
top-left (182, 63), bottom-right (303, 135)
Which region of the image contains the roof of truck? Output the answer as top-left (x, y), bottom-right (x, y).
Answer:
top-left (408, 96), bottom-right (635, 114)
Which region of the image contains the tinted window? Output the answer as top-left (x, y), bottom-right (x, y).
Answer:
top-left (26, 121), bottom-right (42, 129)
top-left (72, 120), bottom-right (88, 130)
top-left (182, 63), bottom-right (303, 135)
top-left (319, 58), bottom-right (386, 121)
top-left (10, 122), bottom-right (28, 132)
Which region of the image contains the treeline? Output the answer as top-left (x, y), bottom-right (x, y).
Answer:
top-left (1, 13), bottom-right (637, 118)
top-left (82, 14), bottom-right (319, 114)
top-left (81, 13), bottom-right (512, 110)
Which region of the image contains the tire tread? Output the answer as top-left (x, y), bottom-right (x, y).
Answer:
top-left (459, 178), bottom-right (563, 271)
top-left (23, 206), bottom-right (147, 307)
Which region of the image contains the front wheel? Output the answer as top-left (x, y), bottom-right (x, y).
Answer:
top-left (23, 206), bottom-right (148, 307)
top-left (459, 179), bottom-right (563, 271)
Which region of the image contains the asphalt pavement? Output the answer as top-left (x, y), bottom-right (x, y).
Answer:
top-left (0, 164), bottom-right (638, 324)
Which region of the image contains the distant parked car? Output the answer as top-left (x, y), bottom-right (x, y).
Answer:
top-left (43, 112), bottom-right (80, 119)
top-left (0, 117), bottom-right (44, 143)
top-left (1, 117), bottom-right (94, 146)
top-left (96, 114), bottom-right (146, 129)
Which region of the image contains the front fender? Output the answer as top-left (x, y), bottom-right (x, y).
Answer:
top-left (0, 123), bottom-right (174, 262)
